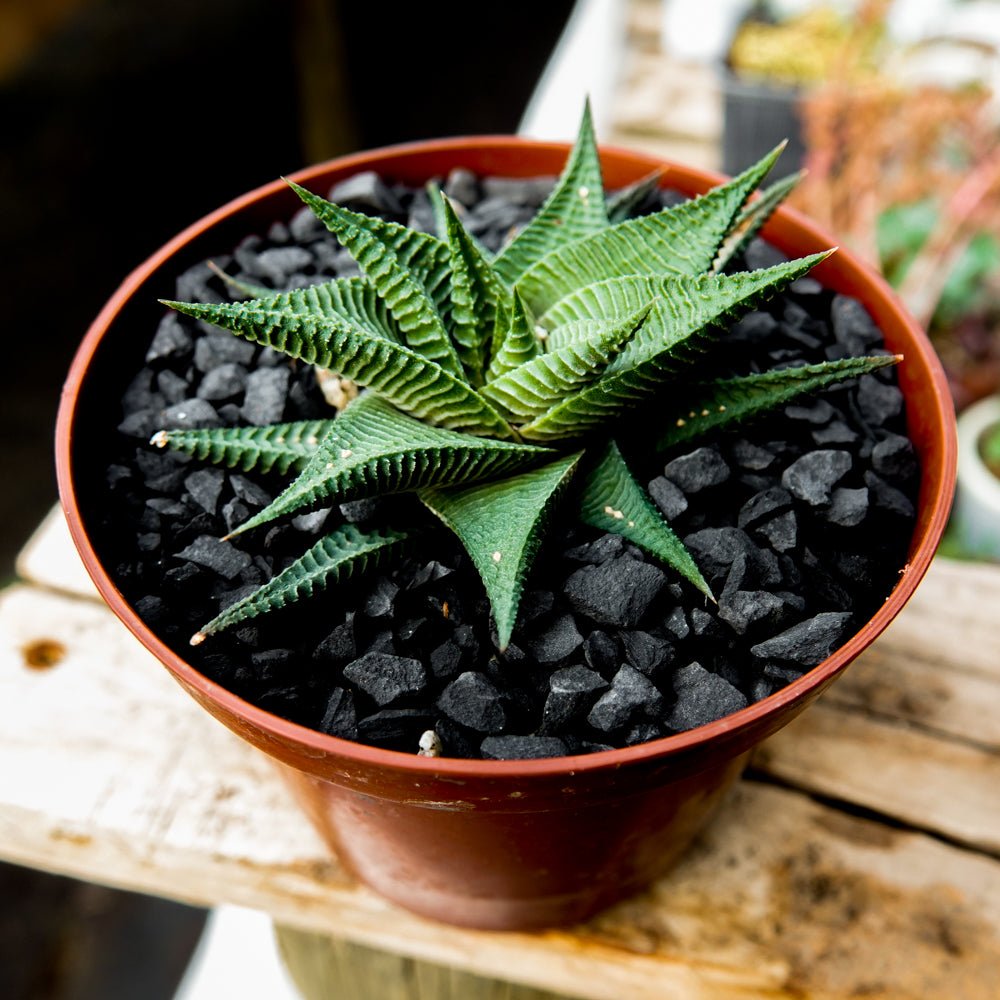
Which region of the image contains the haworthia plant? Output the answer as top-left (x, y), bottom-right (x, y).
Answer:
top-left (153, 103), bottom-right (900, 649)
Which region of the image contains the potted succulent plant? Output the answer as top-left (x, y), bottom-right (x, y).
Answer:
top-left (56, 105), bottom-right (955, 930)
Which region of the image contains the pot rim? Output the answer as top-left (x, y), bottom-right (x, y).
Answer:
top-left (55, 134), bottom-right (957, 779)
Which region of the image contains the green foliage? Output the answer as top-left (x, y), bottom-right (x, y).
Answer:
top-left (155, 104), bottom-right (898, 647)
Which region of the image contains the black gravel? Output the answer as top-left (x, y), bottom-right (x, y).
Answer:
top-left (95, 170), bottom-right (919, 759)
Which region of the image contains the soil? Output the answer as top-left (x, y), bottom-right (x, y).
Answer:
top-left (96, 171), bottom-right (919, 759)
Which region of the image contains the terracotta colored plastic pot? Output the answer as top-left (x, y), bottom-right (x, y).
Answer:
top-left (56, 137), bottom-right (956, 930)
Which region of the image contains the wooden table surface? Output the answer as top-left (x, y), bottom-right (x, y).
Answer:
top-left (2, 506), bottom-right (999, 1000)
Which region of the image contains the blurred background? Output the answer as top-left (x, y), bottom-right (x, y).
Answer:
top-left (2, 0), bottom-right (999, 997)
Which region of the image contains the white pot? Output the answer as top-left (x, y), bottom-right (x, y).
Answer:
top-left (954, 395), bottom-right (1000, 559)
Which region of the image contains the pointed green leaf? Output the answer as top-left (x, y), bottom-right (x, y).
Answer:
top-left (655, 354), bottom-right (902, 450)
top-left (420, 452), bottom-right (582, 649)
top-left (151, 419), bottom-right (333, 475)
top-left (229, 394), bottom-right (550, 537)
top-left (162, 296), bottom-right (514, 438)
top-left (426, 180), bottom-right (450, 239)
top-left (579, 440), bottom-right (712, 597)
top-left (207, 261), bottom-right (274, 299)
top-left (519, 253), bottom-right (830, 441)
top-left (714, 170), bottom-right (804, 273)
top-left (518, 144), bottom-right (786, 318)
top-left (485, 290), bottom-right (542, 382)
top-left (191, 525), bottom-right (406, 641)
top-left (480, 304), bottom-right (654, 420)
top-left (493, 100), bottom-right (609, 286)
top-left (442, 195), bottom-right (509, 386)
top-left (288, 180), bottom-right (464, 378)
top-left (606, 168), bottom-right (664, 224)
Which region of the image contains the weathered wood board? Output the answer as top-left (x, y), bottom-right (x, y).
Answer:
top-left (2, 511), bottom-right (1000, 998)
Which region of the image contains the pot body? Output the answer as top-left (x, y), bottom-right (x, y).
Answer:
top-left (57, 138), bottom-right (957, 930)
top-left (954, 395), bottom-right (1000, 559)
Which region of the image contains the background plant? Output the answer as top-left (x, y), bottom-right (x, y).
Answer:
top-left (153, 104), bottom-right (895, 650)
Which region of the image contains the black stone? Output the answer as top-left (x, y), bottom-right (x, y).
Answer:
top-left (291, 509), bottom-right (331, 534)
top-left (221, 499), bottom-right (250, 533)
top-left (750, 612), bottom-right (853, 666)
top-left (157, 369), bottom-right (190, 405)
top-left (230, 475), bottom-right (272, 508)
top-left (864, 471), bottom-right (916, 518)
top-left (541, 665), bottom-right (608, 733)
top-left (328, 171), bottom-right (403, 214)
top-left (146, 314), bottom-right (193, 364)
top-left (731, 438), bottom-right (776, 472)
top-left (241, 367), bottom-right (289, 426)
top-left (663, 606), bottom-right (690, 641)
top-left (826, 487), bottom-right (869, 527)
top-left (621, 630), bottom-right (674, 678)
top-left (781, 450), bottom-right (852, 506)
top-left (528, 614), bottom-right (583, 664)
top-left (197, 362), bottom-right (248, 401)
top-left (443, 168), bottom-right (479, 206)
top-left (160, 399), bottom-right (223, 431)
top-left (429, 639), bottom-right (464, 681)
top-left (831, 294), bottom-right (883, 351)
top-left (343, 652), bottom-right (427, 706)
top-left (855, 377), bottom-right (903, 426)
top-left (194, 333), bottom-right (256, 372)
top-left (176, 535), bottom-right (252, 580)
top-left (314, 615), bottom-right (356, 663)
top-left (564, 533), bottom-right (626, 564)
top-left (363, 577), bottom-right (399, 619)
top-left (647, 476), bottom-right (689, 520)
top-left (812, 421), bottom-right (858, 446)
top-left (664, 662), bottom-right (748, 731)
top-left (785, 399), bottom-right (835, 425)
top-left (340, 498), bottom-right (381, 524)
top-left (738, 487), bottom-right (793, 530)
top-left (319, 687), bottom-right (357, 739)
top-left (358, 708), bottom-right (433, 747)
top-left (754, 510), bottom-right (798, 552)
top-left (184, 468), bottom-right (225, 515)
top-left (582, 631), bottom-right (618, 673)
top-left (587, 664), bottom-right (664, 733)
top-left (718, 589), bottom-right (786, 635)
top-left (565, 557), bottom-right (667, 627)
top-left (481, 735), bottom-right (568, 760)
top-left (253, 246), bottom-right (313, 285)
top-left (663, 446), bottom-right (730, 493)
top-left (438, 672), bottom-right (506, 733)
top-left (872, 433), bottom-right (917, 480)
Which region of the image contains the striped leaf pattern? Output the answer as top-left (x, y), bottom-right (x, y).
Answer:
top-left (163, 296), bottom-right (514, 439)
top-left (517, 144), bottom-right (785, 318)
top-left (151, 419), bottom-right (333, 474)
top-left (578, 440), bottom-right (712, 597)
top-left (192, 525), bottom-right (407, 642)
top-left (493, 100), bottom-right (609, 286)
top-left (442, 195), bottom-right (508, 385)
top-left (228, 394), bottom-right (550, 538)
top-left (481, 304), bottom-right (654, 420)
top-left (160, 105), bottom-right (892, 648)
top-left (518, 255), bottom-right (829, 441)
top-left (287, 181), bottom-right (463, 377)
top-left (655, 355), bottom-right (902, 450)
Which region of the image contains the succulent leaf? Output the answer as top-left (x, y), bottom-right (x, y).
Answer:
top-left (420, 452), bottom-right (583, 649)
top-left (485, 290), bottom-right (542, 382)
top-left (164, 105), bottom-right (893, 652)
top-left (442, 195), bottom-right (509, 385)
top-left (714, 170), bottom-right (805, 273)
top-left (191, 525), bottom-right (407, 641)
top-left (151, 419), bottom-right (333, 475)
top-left (287, 180), bottom-right (463, 377)
top-left (606, 168), bottom-right (664, 224)
top-left (655, 355), bottom-right (902, 450)
top-left (162, 295), bottom-right (515, 439)
top-left (228, 394), bottom-right (550, 538)
top-left (517, 143), bottom-right (786, 318)
top-left (519, 254), bottom-right (830, 441)
top-left (578, 440), bottom-right (712, 598)
top-left (481, 303), bottom-right (655, 420)
top-left (493, 99), bottom-right (609, 286)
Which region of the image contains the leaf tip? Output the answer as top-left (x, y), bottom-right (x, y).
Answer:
top-left (190, 631), bottom-right (207, 647)
top-left (149, 431), bottom-right (169, 449)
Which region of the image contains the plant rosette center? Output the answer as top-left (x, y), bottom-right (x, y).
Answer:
top-left (101, 106), bottom-right (918, 760)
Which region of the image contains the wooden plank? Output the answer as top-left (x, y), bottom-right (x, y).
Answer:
top-left (3, 582), bottom-right (1000, 999)
top-left (16, 505), bottom-right (100, 601)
